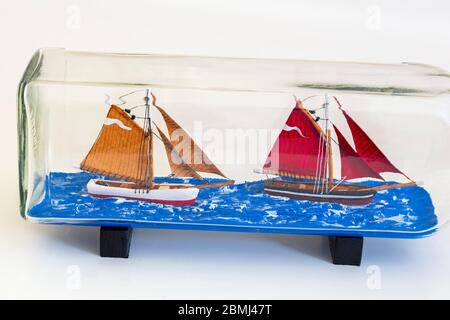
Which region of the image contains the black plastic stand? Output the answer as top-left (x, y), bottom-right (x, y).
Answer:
top-left (100, 226), bottom-right (133, 258)
top-left (328, 236), bottom-right (363, 266)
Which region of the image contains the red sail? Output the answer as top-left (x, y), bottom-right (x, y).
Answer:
top-left (333, 124), bottom-right (384, 180)
top-left (341, 110), bottom-right (403, 175)
top-left (263, 102), bottom-right (327, 179)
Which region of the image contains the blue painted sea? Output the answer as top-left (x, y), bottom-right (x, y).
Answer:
top-left (28, 172), bottom-right (438, 238)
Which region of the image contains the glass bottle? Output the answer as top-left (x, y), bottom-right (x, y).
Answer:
top-left (18, 48), bottom-right (449, 238)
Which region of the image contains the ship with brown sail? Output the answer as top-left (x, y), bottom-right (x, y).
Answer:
top-left (261, 95), bottom-right (416, 206)
top-left (80, 90), bottom-right (233, 206)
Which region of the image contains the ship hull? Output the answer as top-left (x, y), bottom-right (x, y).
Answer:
top-left (264, 180), bottom-right (376, 206)
top-left (87, 179), bottom-right (199, 206)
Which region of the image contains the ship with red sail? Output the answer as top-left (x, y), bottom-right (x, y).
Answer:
top-left (80, 90), bottom-right (233, 206)
top-left (262, 95), bottom-right (416, 206)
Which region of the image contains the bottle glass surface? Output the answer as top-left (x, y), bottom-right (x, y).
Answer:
top-left (18, 48), bottom-right (450, 238)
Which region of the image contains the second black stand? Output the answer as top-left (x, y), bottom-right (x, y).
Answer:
top-left (328, 236), bottom-right (363, 266)
top-left (100, 226), bottom-right (133, 258)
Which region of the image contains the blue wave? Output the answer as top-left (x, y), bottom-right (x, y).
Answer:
top-left (28, 172), bottom-right (438, 238)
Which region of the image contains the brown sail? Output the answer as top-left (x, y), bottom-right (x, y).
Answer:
top-left (155, 125), bottom-right (203, 179)
top-left (151, 93), bottom-right (228, 178)
top-left (80, 105), bottom-right (153, 185)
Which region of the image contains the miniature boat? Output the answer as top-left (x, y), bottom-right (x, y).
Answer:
top-left (80, 90), bottom-right (233, 206)
top-left (262, 95), bottom-right (416, 206)
top-left (86, 179), bottom-right (200, 205)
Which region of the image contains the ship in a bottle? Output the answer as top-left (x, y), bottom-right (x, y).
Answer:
top-left (80, 90), bottom-right (233, 206)
top-left (261, 95), bottom-right (416, 206)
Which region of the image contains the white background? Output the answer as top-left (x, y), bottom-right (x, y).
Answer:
top-left (1, 0), bottom-right (450, 299)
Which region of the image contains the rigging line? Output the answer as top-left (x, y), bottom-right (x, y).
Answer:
top-left (318, 130), bottom-right (326, 194)
top-left (328, 121), bottom-right (344, 146)
top-left (323, 96), bottom-right (330, 194)
top-left (328, 177), bottom-right (346, 193)
top-left (313, 137), bottom-right (322, 193)
top-left (136, 92), bottom-right (151, 190)
top-left (333, 95), bottom-right (344, 110)
top-left (329, 135), bottom-right (339, 145)
top-left (314, 131), bottom-right (325, 193)
top-left (136, 121), bottom-right (146, 191)
top-left (317, 114), bottom-right (328, 193)
top-left (313, 131), bottom-right (322, 192)
top-left (319, 131), bottom-right (327, 191)
top-left (324, 99), bottom-right (331, 193)
top-left (314, 141), bottom-right (321, 193)
top-left (323, 146), bottom-right (328, 193)
top-left (322, 160), bottom-right (328, 194)
top-left (308, 106), bottom-right (326, 113)
top-left (402, 173), bottom-right (415, 183)
top-left (146, 89), bottom-right (152, 190)
top-left (297, 122), bottom-right (302, 184)
top-left (136, 129), bottom-right (146, 192)
top-left (314, 105), bottom-right (328, 193)
top-left (301, 95), bottom-right (318, 103)
top-left (117, 89), bottom-right (149, 106)
top-left (125, 104), bottom-right (147, 111)
top-left (305, 108), bottom-right (340, 146)
top-left (312, 107), bottom-right (323, 192)
top-left (312, 136), bottom-right (320, 192)
top-left (313, 117), bottom-right (338, 146)
top-left (150, 121), bottom-right (174, 147)
top-left (151, 130), bottom-right (163, 143)
top-left (132, 116), bottom-right (151, 120)
top-left (145, 102), bottom-right (151, 189)
top-left (319, 115), bottom-right (329, 194)
top-left (144, 105), bottom-right (150, 189)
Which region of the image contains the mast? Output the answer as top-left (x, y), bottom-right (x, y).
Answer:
top-left (314, 125), bottom-right (325, 193)
top-left (316, 94), bottom-right (330, 194)
top-left (144, 89), bottom-right (154, 189)
top-left (327, 129), bottom-right (333, 188)
top-left (324, 94), bottom-right (333, 188)
top-left (324, 94), bottom-right (330, 193)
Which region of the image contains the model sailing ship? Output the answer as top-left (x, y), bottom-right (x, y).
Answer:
top-left (262, 95), bottom-right (416, 205)
top-left (80, 90), bottom-right (233, 206)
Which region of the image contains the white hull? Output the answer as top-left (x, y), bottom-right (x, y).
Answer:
top-left (86, 179), bottom-right (199, 206)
